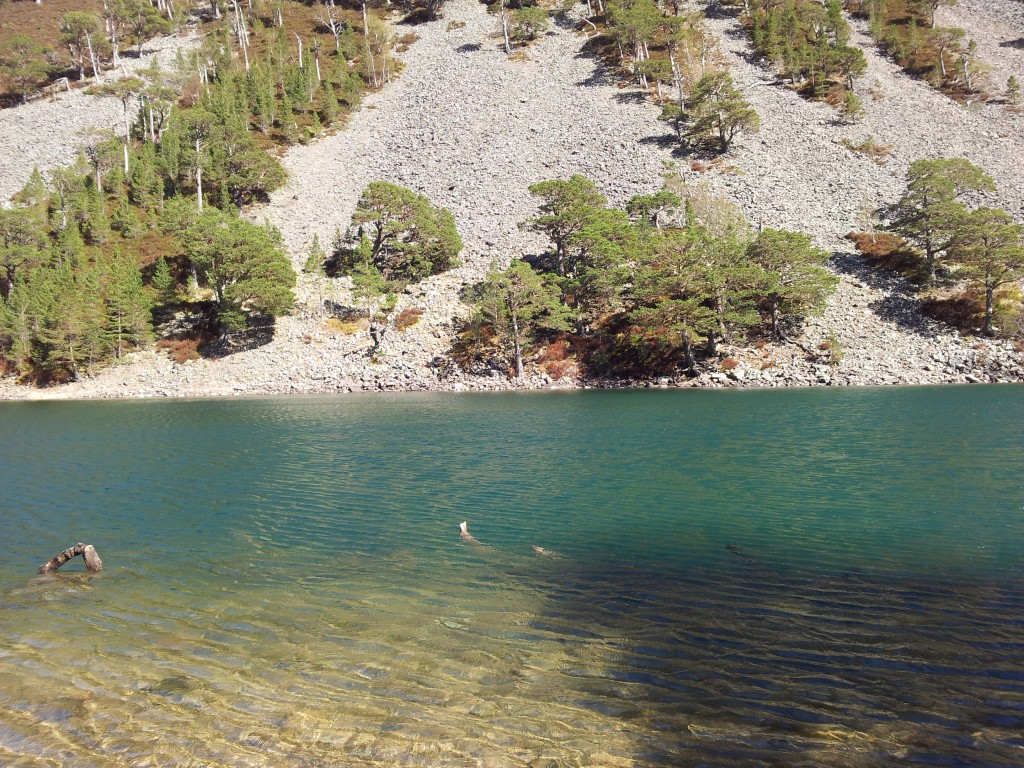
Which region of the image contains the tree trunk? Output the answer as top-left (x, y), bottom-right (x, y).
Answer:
top-left (195, 139), bottom-right (203, 213)
top-left (85, 29), bottom-right (100, 82)
top-left (501, 0), bottom-right (511, 54)
top-left (681, 332), bottom-right (694, 371)
top-left (38, 543), bottom-right (103, 574)
top-left (511, 312), bottom-right (524, 379)
top-left (983, 284), bottom-right (994, 336)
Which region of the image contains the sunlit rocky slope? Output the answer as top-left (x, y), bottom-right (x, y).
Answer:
top-left (2, 0), bottom-right (1022, 398)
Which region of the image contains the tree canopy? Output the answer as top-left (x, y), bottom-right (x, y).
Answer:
top-left (885, 157), bottom-right (995, 283)
top-left (344, 182), bottom-right (462, 283)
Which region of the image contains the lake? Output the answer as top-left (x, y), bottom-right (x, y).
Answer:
top-left (1, 386), bottom-right (1023, 766)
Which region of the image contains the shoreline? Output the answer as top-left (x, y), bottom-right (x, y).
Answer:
top-left (2, 344), bottom-right (1021, 402)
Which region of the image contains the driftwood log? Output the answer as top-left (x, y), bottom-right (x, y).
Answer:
top-left (38, 543), bottom-right (103, 574)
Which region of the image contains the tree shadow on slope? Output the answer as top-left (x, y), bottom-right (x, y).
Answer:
top-left (637, 131), bottom-right (683, 153)
top-left (829, 252), bottom-right (943, 340)
top-left (156, 304), bottom-right (277, 361)
top-left (613, 90), bottom-right (650, 104)
top-left (1000, 38), bottom-right (1024, 50)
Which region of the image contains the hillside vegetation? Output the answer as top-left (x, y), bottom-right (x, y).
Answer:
top-left (0, 0), bottom-right (1022, 397)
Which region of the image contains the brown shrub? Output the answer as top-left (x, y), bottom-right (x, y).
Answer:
top-left (921, 293), bottom-right (983, 332)
top-left (846, 231), bottom-right (926, 282)
top-left (156, 337), bottom-right (201, 364)
top-left (840, 136), bottom-right (893, 164)
top-left (536, 337), bottom-right (570, 362)
top-left (542, 358), bottom-right (573, 380)
top-left (720, 357), bottom-right (739, 371)
top-left (395, 306), bottom-right (424, 331)
top-left (846, 231), bottom-right (903, 257)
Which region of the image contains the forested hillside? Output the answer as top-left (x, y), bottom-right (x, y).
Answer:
top-left (0, 0), bottom-right (1022, 397)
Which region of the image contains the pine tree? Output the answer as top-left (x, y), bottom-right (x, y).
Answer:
top-left (1006, 75), bottom-right (1021, 109)
top-left (746, 228), bottom-right (837, 340)
top-left (349, 182), bottom-right (462, 282)
top-left (474, 260), bottom-right (571, 379)
top-left (179, 210), bottom-right (296, 334)
top-left (684, 71), bottom-right (760, 153)
top-left (151, 257), bottom-right (177, 306)
top-left (111, 192), bottom-right (142, 237)
top-left (840, 90), bottom-right (866, 123)
top-left (304, 233), bottom-right (327, 273)
top-left (0, 208), bottom-right (48, 301)
top-left (523, 176), bottom-right (608, 278)
top-left (950, 207), bottom-right (1024, 336)
top-left (101, 250), bottom-right (152, 357)
top-left (629, 230), bottom-right (718, 372)
top-left (321, 80), bottom-right (339, 125)
top-left (886, 157), bottom-right (995, 283)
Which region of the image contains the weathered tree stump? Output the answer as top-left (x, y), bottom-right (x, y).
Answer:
top-left (38, 543), bottom-right (103, 574)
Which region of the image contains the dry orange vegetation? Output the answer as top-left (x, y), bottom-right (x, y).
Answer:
top-left (0, 0), bottom-right (104, 62)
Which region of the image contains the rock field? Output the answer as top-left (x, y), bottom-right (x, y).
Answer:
top-left (1, 0), bottom-right (1022, 399)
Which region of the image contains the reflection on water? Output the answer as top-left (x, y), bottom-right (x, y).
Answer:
top-left (1, 388), bottom-right (1023, 766)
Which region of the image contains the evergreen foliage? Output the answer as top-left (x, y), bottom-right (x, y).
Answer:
top-left (850, 0), bottom-right (979, 98)
top-left (949, 208), bottom-right (1024, 336)
top-left (683, 71), bottom-right (760, 152)
top-left (884, 157), bottom-right (994, 283)
top-left (462, 176), bottom-right (840, 379)
top-left (747, 0), bottom-right (865, 103)
top-left (470, 260), bottom-right (571, 379)
top-left (342, 182), bottom-right (463, 284)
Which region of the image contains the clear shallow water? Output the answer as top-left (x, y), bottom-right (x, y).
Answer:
top-left (1, 386), bottom-right (1022, 767)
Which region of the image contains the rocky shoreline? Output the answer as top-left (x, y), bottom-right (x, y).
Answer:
top-left (1, 0), bottom-right (1022, 401)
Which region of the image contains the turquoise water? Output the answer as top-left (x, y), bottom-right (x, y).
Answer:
top-left (1, 386), bottom-right (1022, 766)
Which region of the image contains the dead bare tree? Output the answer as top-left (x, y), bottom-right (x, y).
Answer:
top-left (38, 543), bottom-right (103, 574)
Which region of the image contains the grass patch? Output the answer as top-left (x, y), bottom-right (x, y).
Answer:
top-left (840, 136), bottom-right (893, 164)
top-left (326, 316), bottom-right (369, 334)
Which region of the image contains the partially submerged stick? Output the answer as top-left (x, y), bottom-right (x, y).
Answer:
top-left (38, 543), bottom-right (103, 574)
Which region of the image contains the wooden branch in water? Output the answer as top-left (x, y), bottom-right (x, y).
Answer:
top-left (38, 543), bottom-right (103, 574)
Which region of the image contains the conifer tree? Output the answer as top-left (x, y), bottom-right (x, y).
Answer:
top-left (0, 276), bottom-right (40, 377)
top-left (178, 210), bottom-right (296, 333)
top-left (1006, 75), bottom-right (1021, 109)
top-left (60, 12), bottom-right (105, 83)
top-left (746, 228), bottom-right (836, 340)
top-left (0, 209), bottom-right (48, 301)
top-left (629, 230), bottom-right (718, 372)
top-left (684, 71), bottom-right (759, 152)
top-left (101, 250), bottom-right (152, 357)
top-left (349, 182), bottom-right (462, 282)
top-left (151, 257), bottom-right (177, 306)
top-left (474, 260), bottom-right (571, 379)
top-left (0, 35), bottom-right (52, 103)
top-left (886, 158), bottom-right (994, 283)
top-left (523, 176), bottom-right (608, 278)
top-left (950, 207), bottom-right (1024, 336)
top-left (304, 234), bottom-right (327, 274)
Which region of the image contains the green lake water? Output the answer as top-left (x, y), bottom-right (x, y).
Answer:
top-left (1, 386), bottom-right (1022, 766)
